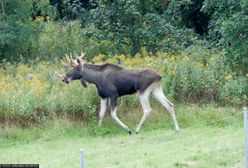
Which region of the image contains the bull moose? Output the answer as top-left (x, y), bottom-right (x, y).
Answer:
top-left (56, 53), bottom-right (179, 134)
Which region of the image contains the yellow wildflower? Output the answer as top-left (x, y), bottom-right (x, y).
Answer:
top-left (225, 74), bottom-right (232, 81)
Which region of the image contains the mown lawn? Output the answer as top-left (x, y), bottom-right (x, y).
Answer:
top-left (0, 104), bottom-right (244, 168)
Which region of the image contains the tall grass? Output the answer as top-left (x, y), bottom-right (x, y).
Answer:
top-left (0, 104), bottom-right (243, 146)
top-left (0, 50), bottom-right (247, 126)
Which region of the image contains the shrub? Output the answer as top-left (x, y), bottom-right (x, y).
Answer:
top-left (0, 49), bottom-right (247, 126)
top-left (220, 77), bottom-right (248, 105)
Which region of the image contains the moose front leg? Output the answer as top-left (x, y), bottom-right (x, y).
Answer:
top-left (110, 97), bottom-right (132, 134)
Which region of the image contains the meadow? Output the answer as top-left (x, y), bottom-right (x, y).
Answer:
top-left (0, 104), bottom-right (244, 168)
top-left (0, 52), bottom-right (247, 127)
top-left (0, 52), bottom-right (246, 167)
top-left (1, 1), bottom-right (247, 167)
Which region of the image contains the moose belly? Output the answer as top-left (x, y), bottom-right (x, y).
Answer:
top-left (117, 85), bottom-right (137, 96)
top-left (115, 80), bottom-right (137, 96)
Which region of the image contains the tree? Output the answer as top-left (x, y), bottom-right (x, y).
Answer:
top-left (202, 0), bottom-right (248, 73)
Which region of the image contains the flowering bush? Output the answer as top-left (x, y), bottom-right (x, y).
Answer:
top-left (0, 50), bottom-right (247, 126)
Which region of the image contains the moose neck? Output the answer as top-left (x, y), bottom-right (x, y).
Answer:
top-left (80, 63), bottom-right (102, 85)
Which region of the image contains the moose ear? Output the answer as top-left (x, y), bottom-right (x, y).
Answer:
top-left (76, 57), bottom-right (84, 67)
top-left (77, 58), bottom-right (81, 64)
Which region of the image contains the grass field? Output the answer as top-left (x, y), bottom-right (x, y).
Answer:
top-left (0, 104), bottom-right (244, 168)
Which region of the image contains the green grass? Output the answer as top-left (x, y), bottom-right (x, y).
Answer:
top-left (0, 104), bottom-right (244, 168)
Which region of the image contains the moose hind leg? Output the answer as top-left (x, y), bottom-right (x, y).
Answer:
top-left (98, 98), bottom-right (108, 127)
top-left (136, 92), bottom-right (152, 134)
top-left (152, 87), bottom-right (180, 131)
top-left (110, 97), bottom-right (131, 134)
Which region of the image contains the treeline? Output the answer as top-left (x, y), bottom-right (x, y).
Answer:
top-left (0, 0), bottom-right (247, 73)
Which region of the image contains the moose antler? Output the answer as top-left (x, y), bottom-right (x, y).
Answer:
top-left (75, 51), bottom-right (85, 62)
top-left (79, 51), bottom-right (85, 59)
top-left (60, 59), bottom-right (70, 67)
top-left (53, 71), bottom-right (65, 79)
top-left (60, 52), bottom-right (79, 68)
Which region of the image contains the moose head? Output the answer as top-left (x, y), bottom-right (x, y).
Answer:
top-left (54, 52), bottom-right (87, 87)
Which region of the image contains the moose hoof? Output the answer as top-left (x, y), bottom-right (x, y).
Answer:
top-left (135, 128), bottom-right (140, 134)
top-left (127, 129), bottom-right (132, 135)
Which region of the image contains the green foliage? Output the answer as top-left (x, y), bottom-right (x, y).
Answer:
top-left (0, 104), bottom-right (242, 142)
top-left (1, 0), bottom-right (248, 74)
top-left (88, 120), bottom-right (111, 136)
top-left (202, 0), bottom-right (248, 73)
top-left (1, 50), bottom-right (247, 126)
top-left (0, 0), bottom-right (203, 61)
top-left (0, 0), bottom-right (34, 62)
top-left (0, 62), bottom-right (99, 126)
top-left (220, 76), bottom-right (248, 105)
top-left (36, 20), bottom-right (93, 60)
top-left (0, 0), bottom-right (247, 126)
top-left (88, 0), bottom-right (201, 55)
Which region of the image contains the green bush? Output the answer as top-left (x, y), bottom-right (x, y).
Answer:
top-left (0, 49), bottom-right (247, 127)
top-left (220, 77), bottom-right (248, 105)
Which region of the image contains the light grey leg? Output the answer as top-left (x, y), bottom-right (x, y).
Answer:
top-left (136, 92), bottom-right (152, 134)
top-left (98, 98), bottom-right (108, 127)
top-left (152, 87), bottom-right (180, 131)
top-left (110, 97), bottom-right (131, 134)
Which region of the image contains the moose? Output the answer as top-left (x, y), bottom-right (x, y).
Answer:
top-left (56, 53), bottom-right (180, 134)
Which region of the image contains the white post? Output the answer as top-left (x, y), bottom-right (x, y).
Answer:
top-left (80, 149), bottom-right (84, 168)
top-left (244, 106), bottom-right (248, 168)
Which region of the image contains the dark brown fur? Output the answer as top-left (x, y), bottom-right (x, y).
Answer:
top-left (63, 62), bottom-right (161, 109)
